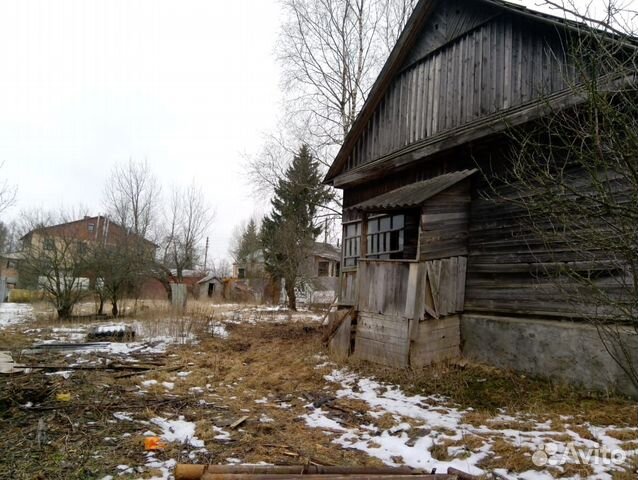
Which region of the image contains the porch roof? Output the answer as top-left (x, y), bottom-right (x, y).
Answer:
top-left (352, 169), bottom-right (477, 212)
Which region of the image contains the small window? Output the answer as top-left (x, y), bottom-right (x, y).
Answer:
top-left (366, 213), bottom-right (418, 260)
top-left (318, 261), bottom-right (330, 277)
top-left (43, 238), bottom-right (55, 251)
top-left (343, 222), bottom-right (361, 268)
top-left (77, 242), bottom-right (87, 254)
top-left (6, 260), bottom-right (16, 269)
top-left (88, 223), bottom-right (95, 232)
top-left (238, 267), bottom-right (246, 279)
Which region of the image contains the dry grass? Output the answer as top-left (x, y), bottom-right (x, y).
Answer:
top-left (607, 429), bottom-right (638, 441)
top-left (1, 301), bottom-right (637, 479)
top-left (347, 358), bottom-right (638, 429)
top-left (476, 438), bottom-right (538, 473)
top-left (0, 319), bottom-right (381, 479)
top-left (611, 455), bottom-right (638, 480)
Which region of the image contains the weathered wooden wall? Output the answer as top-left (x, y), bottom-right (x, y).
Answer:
top-left (328, 313), bottom-right (353, 360)
top-left (409, 315), bottom-right (461, 367)
top-left (463, 171), bottom-right (633, 318)
top-left (340, 270), bottom-right (358, 306)
top-left (420, 180), bottom-right (471, 260)
top-left (354, 312), bottom-right (410, 368)
top-left (357, 260), bottom-right (411, 316)
top-left (343, 11), bottom-right (574, 174)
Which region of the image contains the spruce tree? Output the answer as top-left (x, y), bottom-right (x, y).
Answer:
top-left (237, 219), bottom-right (260, 262)
top-left (261, 144), bottom-right (332, 310)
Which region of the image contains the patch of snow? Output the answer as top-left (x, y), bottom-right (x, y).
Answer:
top-left (0, 303), bottom-right (34, 329)
top-left (221, 306), bottom-right (324, 325)
top-left (151, 416), bottom-right (205, 448)
top-left (113, 412), bottom-right (134, 422)
top-left (145, 453), bottom-right (177, 480)
top-left (260, 414), bottom-right (275, 423)
top-left (46, 370), bottom-right (73, 379)
top-left (213, 426), bottom-right (231, 441)
top-left (142, 379), bottom-right (158, 387)
top-left (301, 368), bottom-right (638, 479)
top-left (95, 324), bottom-right (127, 333)
top-left (254, 397), bottom-right (269, 404)
top-left (177, 371), bottom-right (191, 378)
top-left (210, 322), bottom-right (229, 338)
top-left (162, 382), bottom-right (174, 390)
top-left (302, 408), bottom-right (348, 431)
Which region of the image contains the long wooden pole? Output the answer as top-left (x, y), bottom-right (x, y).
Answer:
top-left (175, 465), bottom-right (433, 480)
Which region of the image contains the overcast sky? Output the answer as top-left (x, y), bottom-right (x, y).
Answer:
top-left (0, 0), bottom-right (281, 263)
top-left (0, 0), bottom-right (618, 263)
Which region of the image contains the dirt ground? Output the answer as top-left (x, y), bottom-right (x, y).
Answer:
top-left (0, 302), bottom-right (636, 480)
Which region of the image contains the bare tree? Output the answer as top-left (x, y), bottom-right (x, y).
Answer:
top-left (209, 258), bottom-right (231, 278)
top-left (162, 182), bottom-right (214, 282)
top-left (104, 158), bottom-right (160, 239)
top-left (486, 0), bottom-right (638, 389)
top-left (18, 211), bottom-right (91, 319)
top-left (278, 0), bottom-right (417, 149)
top-left (0, 161), bottom-right (17, 215)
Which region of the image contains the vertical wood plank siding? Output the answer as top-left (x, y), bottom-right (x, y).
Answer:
top-left (343, 15), bottom-right (570, 173)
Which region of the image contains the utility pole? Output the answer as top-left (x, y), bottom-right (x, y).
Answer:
top-left (324, 219), bottom-right (328, 243)
top-left (204, 237), bottom-right (209, 271)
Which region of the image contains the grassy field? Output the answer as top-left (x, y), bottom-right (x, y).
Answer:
top-left (0, 301), bottom-right (636, 480)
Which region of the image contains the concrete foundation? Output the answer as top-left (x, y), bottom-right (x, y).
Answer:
top-left (461, 314), bottom-right (638, 398)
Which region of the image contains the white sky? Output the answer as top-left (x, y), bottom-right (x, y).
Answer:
top-left (0, 0), bottom-right (622, 263)
top-left (0, 0), bottom-right (280, 262)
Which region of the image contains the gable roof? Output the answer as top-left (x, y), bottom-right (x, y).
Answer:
top-left (324, 0), bottom-right (627, 185)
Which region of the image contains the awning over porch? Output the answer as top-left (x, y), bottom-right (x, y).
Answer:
top-left (352, 169), bottom-right (478, 212)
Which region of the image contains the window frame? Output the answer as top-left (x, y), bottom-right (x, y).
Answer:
top-left (317, 260), bottom-right (330, 277)
top-left (342, 220), bottom-right (361, 269)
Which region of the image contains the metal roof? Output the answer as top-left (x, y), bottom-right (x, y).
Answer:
top-left (352, 169), bottom-right (477, 212)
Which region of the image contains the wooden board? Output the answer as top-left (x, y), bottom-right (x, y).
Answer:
top-left (410, 315), bottom-right (461, 367)
top-left (328, 314), bottom-right (352, 360)
top-left (354, 312), bottom-right (410, 368)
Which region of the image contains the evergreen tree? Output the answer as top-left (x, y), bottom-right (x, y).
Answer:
top-left (237, 219), bottom-right (260, 262)
top-left (261, 144), bottom-right (332, 310)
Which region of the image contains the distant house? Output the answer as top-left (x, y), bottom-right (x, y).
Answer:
top-left (0, 252), bottom-right (22, 302)
top-left (21, 215), bottom-right (157, 254)
top-left (281, 242), bottom-right (342, 306)
top-left (197, 274), bottom-right (225, 300)
top-left (18, 215), bottom-right (157, 291)
top-left (229, 242), bottom-right (341, 305)
top-left (168, 269), bottom-right (207, 298)
top-left (232, 250), bottom-right (266, 280)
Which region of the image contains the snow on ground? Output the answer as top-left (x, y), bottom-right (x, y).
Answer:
top-left (302, 368), bottom-right (638, 479)
top-left (222, 306), bottom-right (324, 324)
top-left (0, 303), bottom-right (34, 329)
top-left (210, 322), bottom-right (229, 338)
top-left (150, 416), bottom-right (205, 448)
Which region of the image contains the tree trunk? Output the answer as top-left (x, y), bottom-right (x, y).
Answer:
top-left (57, 305), bottom-right (72, 319)
top-left (112, 299), bottom-right (119, 317)
top-left (98, 297), bottom-right (104, 315)
top-left (285, 280), bottom-right (297, 311)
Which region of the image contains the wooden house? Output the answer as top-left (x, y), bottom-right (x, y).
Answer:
top-left (325, 0), bottom-right (638, 395)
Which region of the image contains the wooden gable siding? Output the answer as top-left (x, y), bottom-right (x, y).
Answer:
top-left (343, 13), bottom-right (573, 175)
top-left (402, 0), bottom-right (500, 70)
